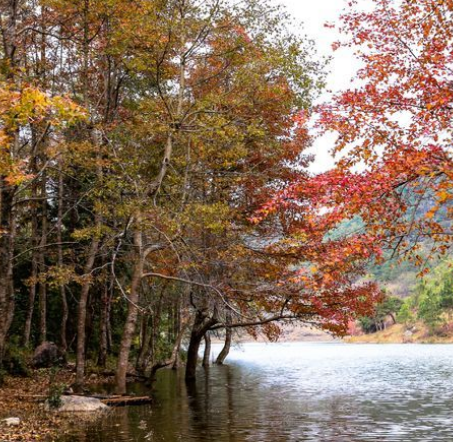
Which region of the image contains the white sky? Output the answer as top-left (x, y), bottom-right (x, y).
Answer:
top-left (274, 0), bottom-right (363, 173)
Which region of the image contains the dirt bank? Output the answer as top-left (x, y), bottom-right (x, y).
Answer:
top-left (346, 323), bottom-right (453, 344)
top-left (0, 367), bottom-right (113, 441)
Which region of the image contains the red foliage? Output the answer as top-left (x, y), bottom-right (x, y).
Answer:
top-left (254, 0), bottom-right (453, 332)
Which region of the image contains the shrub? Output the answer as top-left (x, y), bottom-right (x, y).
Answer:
top-left (47, 367), bottom-right (64, 409)
top-left (3, 346), bottom-right (30, 377)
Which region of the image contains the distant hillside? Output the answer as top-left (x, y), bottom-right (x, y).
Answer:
top-left (329, 213), bottom-right (448, 299)
top-left (368, 256), bottom-right (419, 298)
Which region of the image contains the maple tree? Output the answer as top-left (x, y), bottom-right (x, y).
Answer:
top-left (316, 0), bottom-right (453, 261)
top-left (263, 0), bottom-right (453, 297)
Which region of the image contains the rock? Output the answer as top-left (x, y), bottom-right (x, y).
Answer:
top-left (3, 417), bottom-right (20, 426)
top-left (32, 342), bottom-right (64, 368)
top-left (46, 395), bottom-right (109, 412)
top-left (403, 329), bottom-right (414, 343)
top-left (63, 386), bottom-right (74, 395)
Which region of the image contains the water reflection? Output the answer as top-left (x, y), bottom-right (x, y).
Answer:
top-left (60, 343), bottom-right (453, 441)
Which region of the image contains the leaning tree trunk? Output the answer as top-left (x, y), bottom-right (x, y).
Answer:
top-left (202, 332), bottom-right (211, 367)
top-left (216, 310), bottom-right (232, 365)
top-left (149, 322), bottom-right (188, 382)
top-left (185, 313), bottom-right (205, 380)
top-left (115, 227), bottom-right (143, 395)
top-left (215, 327), bottom-right (232, 365)
top-left (185, 311), bottom-right (217, 381)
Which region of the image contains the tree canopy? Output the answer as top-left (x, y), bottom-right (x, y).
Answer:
top-left (0, 0), bottom-right (384, 392)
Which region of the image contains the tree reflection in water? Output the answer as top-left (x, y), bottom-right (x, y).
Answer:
top-left (58, 343), bottom-right (453, 442)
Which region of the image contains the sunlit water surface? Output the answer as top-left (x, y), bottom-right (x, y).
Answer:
top-left (59, 343), bottom-right (453, 441)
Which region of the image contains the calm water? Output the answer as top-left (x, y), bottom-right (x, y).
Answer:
top-left (60, 343), bottom-right (453, 441)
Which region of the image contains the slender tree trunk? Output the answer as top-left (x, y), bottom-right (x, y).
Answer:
top-left (37, 7), bottom-right (49, 343)
top-left (136, 283), bottom-right (166, 374)
top-left (203, 333), bottom-right (211, 367)
top-left (136, 315), bottom-right (150, 373)
top-left (172, 290), bottom-right (186, 370)
top-left (57, 164), bottom-right (68, 352)
top-left (85, 289), bottom-right (95, 352)
top-left (0, 0), bottom-right (18, 363)
top-left (215, 328), bottom-right (232, 365)
top-left (98, 281), bottom-right (112, 367)
top-left (38, 170), bottom-right (48, 344)
top-left (216, 310), bottom-right (232, 365)
top-left (0, 186), bottom-right (15, 361)
top-left (107, 309), bottom-right (113, 352)
top-left (115, 226), bottom-right (143, 395)
top-left (75, 234), bottom-right (100, 389)
top-left (153, 47), bottom-right (186, 196)
top-left (23, 180), bottom-right (38, 347)
top-left (389, 313), bottom-right (396, 325)
top-left (75, 104), bottom-right (103, 386)
top-left (186, 329), bottom-right (204, 381)
top-left (23, 255), bottom-right (37, 347)
top-left (149, 322), bottom-right (188, 381)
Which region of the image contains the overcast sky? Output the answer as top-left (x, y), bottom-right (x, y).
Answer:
top-left (273, 0), bottom-right (363, 173)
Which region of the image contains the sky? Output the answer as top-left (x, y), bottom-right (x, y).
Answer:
top-left (273, 0), bottom-right (363, 173)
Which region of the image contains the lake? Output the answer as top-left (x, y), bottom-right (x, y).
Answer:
top-left (59, 342), bottom-right (453, 441)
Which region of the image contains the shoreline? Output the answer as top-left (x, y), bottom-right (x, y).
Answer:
top-left (3, 333), bottom-right (453, 440)
top-left (0, 367), bottom-right (115, 442)
top-left (345, 323), bottom-right (453, 345)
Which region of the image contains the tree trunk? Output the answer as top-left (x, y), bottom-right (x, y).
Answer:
top-left (202, 332), bottom-right (211, 367)
top-left (23, 141), bottom-right (39, 347)
top-left (215, 328), bottom-right (232, 365)
top-left (115, 226), bottom-right (143, 395)
top-left (75, 234), bottom-right (100, 389)
top-left (135, 315), bottom-right (150, 373)
top-left (136, 283), bottom-right (165, 374)
top-left (185, 312), bottom-right (217, 380)
top-left (23, 192), bottom-right (38, 347)
top-left (23, 255), bottom-right (37, 347)
top-left (75, 118), bottom-right (103, 387)
top-left (172, 289), bottom-right (186, 370)
top-left (0, 186), bottom-right (15, 361)
top-left (149, 322), bottom-right (188, 381)
top-left (57, 163), bottom-right (68, 352)
top-left (98, 281), bottom-right (112, 367)
top-left (0, 1), bottom-right (18, 362)
top-left (186, 329), bottom-right (203, 381)
top-left (38, 170), bottom-right (48, 344)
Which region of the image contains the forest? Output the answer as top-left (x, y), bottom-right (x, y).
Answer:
top-left (1, 0), bottom-right (453, 440)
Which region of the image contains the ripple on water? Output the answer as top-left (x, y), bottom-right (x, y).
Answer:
top-left (59, 343), bottom-right (453, 442)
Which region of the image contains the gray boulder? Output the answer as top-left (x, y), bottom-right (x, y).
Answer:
top-left (46, 395), bottom-right (108, 412)
top-left (3, 417), bottom-right (20, 426)
top-left (32, 342), bottom-right (64, 368)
